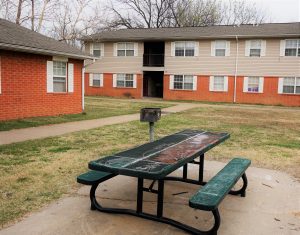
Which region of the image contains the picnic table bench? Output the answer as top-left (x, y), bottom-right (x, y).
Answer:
top-left (77, 130), bottom-right (251, 235)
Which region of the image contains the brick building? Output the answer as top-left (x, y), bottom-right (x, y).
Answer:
top-left (82, 23), bottom-right (300, 106)
top-left (0, 19), bottom-right (92, 121)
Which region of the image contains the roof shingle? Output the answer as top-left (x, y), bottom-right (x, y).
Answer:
top-left (83, 22), bottom-right (300, 42)
top-left (0, 19), bottom-right (92, 59)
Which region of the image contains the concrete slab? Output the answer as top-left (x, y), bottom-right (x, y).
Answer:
top-left (1, 160), bottom-right (299, 235)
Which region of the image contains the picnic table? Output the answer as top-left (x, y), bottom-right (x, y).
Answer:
top-left (78, 130), bottom-right (250, 235)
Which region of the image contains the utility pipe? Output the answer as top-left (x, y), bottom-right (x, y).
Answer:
top-left (234, 35), bottom-right (239, 103)
top-left (82, 66), bottom-right (85, 111)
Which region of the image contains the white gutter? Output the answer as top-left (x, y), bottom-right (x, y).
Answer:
top-left (233, 35), bottom-right (239, 103)
top-left (82, 67), bottom-right (85, 111)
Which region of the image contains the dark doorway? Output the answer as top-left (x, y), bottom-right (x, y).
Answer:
top-left (143, 41), bottom-right (165, 67)
top-left (143, 71), bottom-right (164, 98)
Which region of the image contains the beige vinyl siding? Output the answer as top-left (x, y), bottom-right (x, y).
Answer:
top-left (84, 39), bottom-right (299, 77)
top-left (83, 43), bottom-right (94, 66)
top-left (165, 40), bottom-right (236, 75)
top-left (237, 39), bottom-right (300, 77)
top-left (165, 39), bottom-right (300, 77)
top-left (85, 42), bottom-right (144, 74)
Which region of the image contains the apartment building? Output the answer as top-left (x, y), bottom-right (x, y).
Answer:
top-left (82, 23), bottom-right (300, 106)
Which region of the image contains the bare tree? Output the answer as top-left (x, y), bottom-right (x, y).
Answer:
top-left (108, 0), bottom-right (178, 29)
top-left (0, 0), bottom-right (107, 46)
top-left (107, 0), bottom-right (267, 29)
top-left (51, 0), bottom-right (104, 47)
top-left (173, 0), bottom-right (221, 27)
top-left (220, 0), bottom-right (266, 25)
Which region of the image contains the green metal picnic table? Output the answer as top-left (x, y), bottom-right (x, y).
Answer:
top-left (86, 129), bottom-right (231, 234)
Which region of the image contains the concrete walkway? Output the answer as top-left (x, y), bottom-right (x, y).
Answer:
top-left (0, 103), bottom-right (200, 145)
top-left (1, 161), bottom-right (299, 235)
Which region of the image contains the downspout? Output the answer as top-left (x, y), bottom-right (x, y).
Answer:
top-left (82, 66), bottom-right (85, 111)
top-left (233, 35), bottom-right (239, 103)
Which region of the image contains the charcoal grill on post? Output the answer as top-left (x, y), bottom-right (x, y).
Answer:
top-left (140, 108), bottom-right (161, 142)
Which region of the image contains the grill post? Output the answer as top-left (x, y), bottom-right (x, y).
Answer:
top-left (140, 108), bottom-right (161, 142)
top-left (149, 122), bottom-right (154, 142)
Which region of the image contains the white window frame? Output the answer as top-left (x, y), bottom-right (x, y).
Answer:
top-left (173, 41), bottom-right (197, 57)
top-left (215, 40), bottom-right (226, 56)
top-left (89, 73), bottom-right (103, 87)
top-left (53, 61), bottom-right (67, 93)
top-left (249, 40), bottom-right (262, 57)
top-left (212, 40), bottom-right (230, 56)
top-left (90, 43), bottom-right (104, 58)
top-left (278, 77), bottom-right (300, 94)
top-left (243, 77), bottom-right (264, 93)
top-left (115, 74), bottom-right (135, 88)
top-left (170, 75), bottom-right (197, 91)
top-left (209, 76), bottom-right (228, 92)
top-left (245, 40), bottom-right (266, 57)
top-left (283, 39), bottom-right (300, 57)
top-left (116, 42), bottom-right (135, 57)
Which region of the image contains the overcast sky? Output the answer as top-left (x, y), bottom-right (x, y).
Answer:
top-left (223, 0), bottom-right (300, 22)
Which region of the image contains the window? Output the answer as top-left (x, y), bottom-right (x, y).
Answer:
top-left (213, 76), bottom-right (225, 91)
top-left (285, 39), bottom-right (300, 56)
top-left (212, 40), bottom-right (230, 56)
top-left (117, 43), bottom-right (134, 56)
top-left (53, 61), bottom-right (67, 92)
top-left (243, 77), bottom-right (264, 93)
top-left (92, 43), bottom-right (102, 57)
top-left (249, 40), bottom-right (262, 57)
top-left (246, 40), bottom-right (265, 57)
top-left (116, 74), bottom-right (134, 88)
top-left (209, 76), bottom-right (228, 92)
top-left (175, 42), bottom-right (195, 57)
top-left (282, 77), bottom-right (300, 94)
top-left (93, 74), bottom-right (102, 87)
top-left (247, 77), bottom-right (259, 92)
top-left (173, 75), bottom-right (194, 90)
top-left (215, 40), bottom-right (226, 56)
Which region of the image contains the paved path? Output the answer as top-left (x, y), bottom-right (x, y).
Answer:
top-left (1, 98), bottom-right (299, 146)
top-left (1, 161), bottom-right (299, 235)
top-left (0, 103), bottom-right (200, 145)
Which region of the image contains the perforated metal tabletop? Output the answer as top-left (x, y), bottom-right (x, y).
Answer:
top-left (89, 130), bottom-right (230, 179)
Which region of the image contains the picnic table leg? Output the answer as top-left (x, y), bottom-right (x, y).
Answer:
top-left (90, 183), bottom-right (98, 210)
top-left (137, 178), bottom-right (144, 213)
top-left (157, 180), bottom-right (164, 218)
top-left (199, 154), bottom-right (204, 183)
top-left (183, 164), bottom-right (188, 179)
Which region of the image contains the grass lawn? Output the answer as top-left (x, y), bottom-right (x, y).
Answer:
top-left (0, 96), bottom-right (173, 131)
top-left (0, 103), bottom-right (299, 228)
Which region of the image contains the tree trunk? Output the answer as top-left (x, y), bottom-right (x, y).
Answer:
top-left (16, 0), bottom-right (23, 25)
top-left (37, 0), bottom-right (50, 32)
top-left (31, 0), bottom-right (35, 30)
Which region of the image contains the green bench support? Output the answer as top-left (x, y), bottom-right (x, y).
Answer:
top-left (189, 158), bottom-right (251, 235)
top-left (77, 170), bottom-right (116, 210)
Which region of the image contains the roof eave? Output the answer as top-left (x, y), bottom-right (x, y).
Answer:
top-left (82, 34), bottom-right (300, 42)
top-left (0, 42), bottom-right (95, 60)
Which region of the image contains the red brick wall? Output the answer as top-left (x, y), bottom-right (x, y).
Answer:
top-left (163, 75), bottom-right (234, 103)
top-left (0, 50), bottom-right (83, 121)
top-left (163, 75), bottom-right (300, 106)
top-left (236, 76), bottom-right (300, 106)
top-left (85, 73), bottom-right (142, 98)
